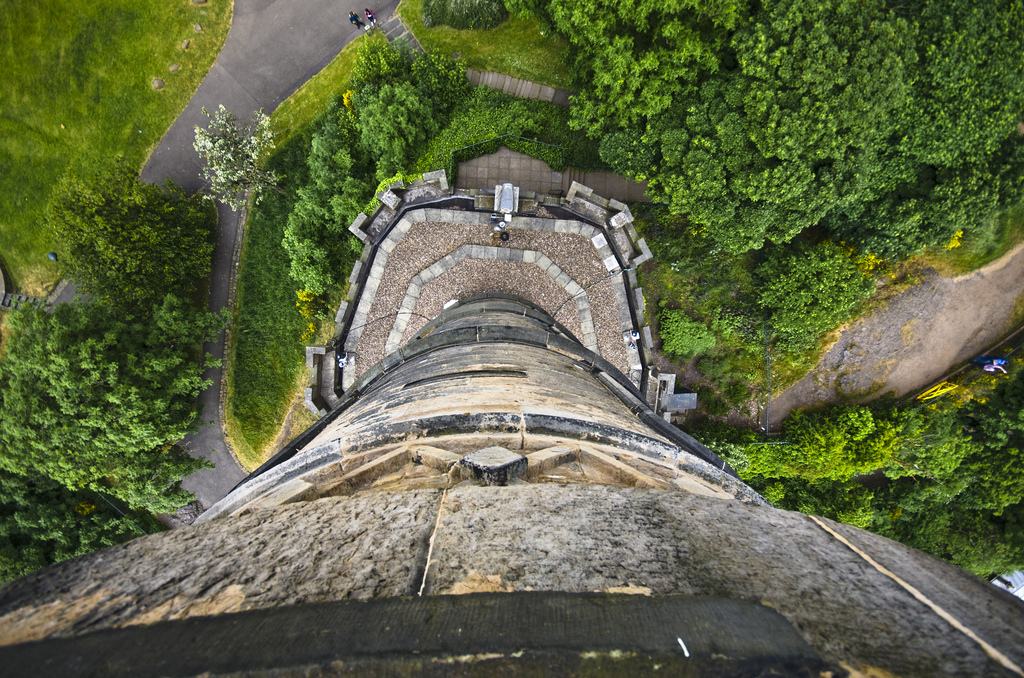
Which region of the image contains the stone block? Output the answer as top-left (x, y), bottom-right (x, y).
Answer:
top-left (381, 191), bottom-right (402, 212)
top-left (642, 325), bottom-right (654, 349)
top-left (522, 250), bottom-right (538, 264)
top-left (609, 210), bottom-right (633, 229)
top-left (635, 288), bottom-right (645, 312)
top-left (348, 213), bottom-right (369, 242)
top-left (411, 445), bottom-right (462, 471)
top-left (663, 392), bottom-right (697, 412)
top-left (602, 255), bottom-right (620, 272)
top-left (348, 261), bottom-right (363, 284)
top-left (459, 447), bottom-right (528, 486)
top-left (579, 446), bottom-right (668, 489)
top-left (334, 301), bottom-right (348, 323)
top-left (526, 446), bottom-right (578, 477)
top-left (535, 254), bottom-right (553, 271)
top-left (591, 233), bottom-right (608, 249)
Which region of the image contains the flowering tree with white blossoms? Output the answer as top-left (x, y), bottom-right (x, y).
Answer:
top-left (193, 105), bottom-right (279, 210)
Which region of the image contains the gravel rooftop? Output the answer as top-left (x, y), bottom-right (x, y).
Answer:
top-left (354, 219), bottom-right (630, 378)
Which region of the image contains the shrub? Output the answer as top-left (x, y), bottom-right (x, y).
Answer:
top-left (659, 309), bottom-right (716, 361)
top-left (350, 33), bottom-right (411, 91)
top-left (355, 82), bottom-right (439, 180)
top-left (599, 130), bottom-right (657, 180)
top-left (423, 0), bottom-right (507, 30)
top-left (412, 49), bottom-right (471, 117)
top-left (756, 241), bottom-right (876, 353)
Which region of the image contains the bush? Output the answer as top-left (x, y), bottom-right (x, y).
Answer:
top-left (412, 50), bottom-right (471, 117)
top-left (756, 241), bottom-right (876, 353)
top-left (599, 130), bottom-right (657, 180)
top-left (659, 309), bottom-right (716, 361)
top-left (423, 0), bottom-right (507, 29)
top-left (350, 33), bottom-right (411, 91)
top-left (355, 82), bottom-right (439, 181)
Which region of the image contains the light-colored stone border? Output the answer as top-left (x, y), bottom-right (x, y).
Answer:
top-left (385, 245), bottom-right (597, 355)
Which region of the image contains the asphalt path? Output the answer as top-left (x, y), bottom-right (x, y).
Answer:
top-left (142, 0), bottom-right (399, 511)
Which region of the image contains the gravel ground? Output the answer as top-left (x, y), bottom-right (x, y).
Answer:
top-left (355, 220), bottom-right (631, 377)
top-left (770, 241), bottom-right (1024, 427)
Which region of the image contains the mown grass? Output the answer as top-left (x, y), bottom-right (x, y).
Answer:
top-left (226, 42), bottom-right (364, 469)
top-left (270, 37), bottom-right (363, 148)
top-left (0, 0), bottom-right (232, 295)
top-left (398, 0), bottom-right (570, 87)
top-left (224, 134), bottom-right (313, 469)
top-left (920, 202), bottom-right (1024, 277)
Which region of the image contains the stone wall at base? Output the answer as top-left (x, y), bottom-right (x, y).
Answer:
top-left (1, 485), bottom-right (1022, 677)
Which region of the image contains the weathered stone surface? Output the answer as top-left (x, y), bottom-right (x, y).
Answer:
top-left (151, 78), bottom-right (165, 90)
top-left (1, 486), bottom-right (1023, 677)
top-left (0, 493), bottom-right (441, 646)
top-left (168, 63), bottom-right (180, 73)
top-left (459, 447), bottom-right (527, 485)
top-left (180, 39), bottom-right (191, 50)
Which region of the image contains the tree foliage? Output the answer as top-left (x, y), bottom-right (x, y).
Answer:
top-left (757, 241), bottom-right (875, 351)
top-left (0, 470), bottom-right (154, 584)
top-left (194, 105), bottom-right (279, 210)
top-left (961, 366), bottom-right (1024, 512)
top-left (283, 109), bottom-right (368, 294)
top-left (355, 82), bottom-right (440, 181)
top-left (539, 0), bottom-right (1024, 257)
top-left (411, 49), bottom-right (471, 118)
top-left (48, 161), bottom-right (215, 312)
top-left (659, 309), bottom-right (716, 361)
top-left (0, 297), bottom-right (223, 512)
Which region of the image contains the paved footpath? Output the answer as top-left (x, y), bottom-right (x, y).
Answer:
top-left (142, 0), bottom-right (400, 512)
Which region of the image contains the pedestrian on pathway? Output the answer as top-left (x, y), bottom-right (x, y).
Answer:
top-left (364, 8), bottom-right (376, 27)
top-left (349, 11), bottom-right (364, 28)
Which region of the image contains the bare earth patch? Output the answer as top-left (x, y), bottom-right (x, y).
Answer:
top-left (770, 241), bottom-right (1024, 427)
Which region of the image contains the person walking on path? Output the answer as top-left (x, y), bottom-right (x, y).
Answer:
top-left (349, 11), bottom-right (364, 28)
top-left (364, 8), bottom-right (376, 27)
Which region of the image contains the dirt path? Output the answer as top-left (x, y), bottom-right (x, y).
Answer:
top-left (769, 242), bottom-right (1024, 428)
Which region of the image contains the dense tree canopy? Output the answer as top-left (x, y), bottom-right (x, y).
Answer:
top-left (756, 241), bottom-right (875, 351)
top-left (48, 162), bottom-right (215, 312)
top-left (283, 109), bottom-right (368, 294)
top-left (0, 296), bottom-right (223, 512)
top-left (518, 0), bottom-right (1024, 258)
top-left (0, 470), bottom-right (154, 584)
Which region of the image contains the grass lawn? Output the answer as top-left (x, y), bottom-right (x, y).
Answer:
top-left (397, 0), bottom-right (570, 88)
top-left (226, 43), bottom-right (364, 469)
top-left (0, 0), bottom-right (231, 295)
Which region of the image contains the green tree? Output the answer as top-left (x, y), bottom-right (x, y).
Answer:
top-left (554, 0), bottom-right (745, 137)
top-left (194, 105), bottom-right (279, 210)
top-left (355, 82), bottom-right (439, 180)
top-left (47, 161), bottom-right (215, 313)
top-left (961, 367), bottom-right (1024, 512)
top-left (0, 469), bottom-right (155, 584)
top-left (647, 0), bottom-right (917, 252)
top-left (411, 49), bottom-right (471, 118)
top-left (659, 309), bottom-right (715, 361)
top-left (757, 241), bottom-right (875, 352)
top-left (0, 296), bottom-right (223, 512)
top-left (283, 111), bottom-right (368, 294)
top-left (350, 32), bottom-right (412, 91)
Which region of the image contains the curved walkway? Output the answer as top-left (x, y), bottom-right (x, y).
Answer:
top-left (141, 0), bottom-right (401, 512)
